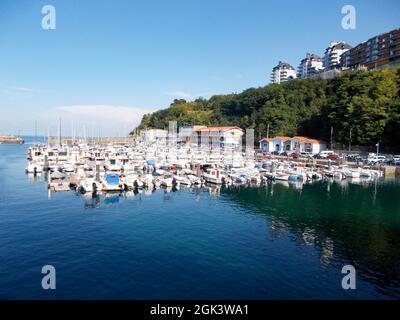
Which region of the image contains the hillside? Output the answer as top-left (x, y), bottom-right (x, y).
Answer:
top-left (134, 68), bottom-right (400, 149)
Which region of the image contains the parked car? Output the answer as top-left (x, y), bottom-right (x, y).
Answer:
top-left (392, 155), bottom-right (400, 165)
top-left (346, 153), bottom-right (362, 161)
top-left (366, 155), bottom-right (386, 165)
top-left (326, 153), bottom-right (340, 161)
top-left (317, 150), bottom-right (335, 159)
top-left (300, 152), bottom-right (313, 158)
top-left (288, 152), bottom-right (300, 159)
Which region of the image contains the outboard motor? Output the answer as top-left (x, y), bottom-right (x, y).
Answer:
top-left (92, 182), bottom-right (97, 197)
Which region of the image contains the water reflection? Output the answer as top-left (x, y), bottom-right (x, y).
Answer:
top-left (221, 179), bottom-right (400, 298)
top-left (26, 169), bottom-right (400, 297)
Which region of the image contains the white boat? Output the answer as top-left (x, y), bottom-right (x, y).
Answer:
top-left (174, 175), bottom-right (191, 186)
top-left (26, 162), bottom-right (43, 174)
top-left (203, 169), bottom-right (224, 184)
top-left (161, 177), bottom-right (179, 187)
top-left (360, 169), bottom-right (372, 178)
top-left (187, 174), bottom-right (202, 185)
top-left (62, 163), bottom-right (75, 173)
top-left (122, 173), bottom-right (143, 189)
top-left (140, 174), bottom-right (155, 188)
top-left (78, 176), bottom-right (101, 193)
top-left (105, 159), bottom-right (122, 172)
top-left (275, 172), bottom-right (290, 181)
top-left (101, 173), bottom-right (122, 192)
top-left (343, 168), bottom-right (360, 178)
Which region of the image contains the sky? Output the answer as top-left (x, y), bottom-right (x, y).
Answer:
top-left (0, 0), bottom-right (399, 136)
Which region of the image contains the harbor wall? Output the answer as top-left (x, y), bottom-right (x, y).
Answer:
top-left (383, 166), bottom-right (400, 177)
top-left (48, 136), bottom-right (137, 145)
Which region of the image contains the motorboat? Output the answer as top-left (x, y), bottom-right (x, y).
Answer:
top-left (101, 173), bottom-right (122, 192)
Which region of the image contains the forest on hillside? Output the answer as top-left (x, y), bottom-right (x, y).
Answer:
top-left (135, 67), bottom-right (400, 150)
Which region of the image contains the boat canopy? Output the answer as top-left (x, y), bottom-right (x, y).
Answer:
top-left (147, 160), bottom-right (155, 166)
top-left (105, 174), bottom-right (119, 185)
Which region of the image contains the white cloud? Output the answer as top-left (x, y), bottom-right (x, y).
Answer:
top-left (209, 75), bottom-right (223, 81)
top-left (0, 86), bottom-right (40, 95)
top-left (8, 86), bottom-right (39, 93)
top-left (165, 91), bottom-right (192, 99)
top-left (38, 105), bottom-right (149, 136)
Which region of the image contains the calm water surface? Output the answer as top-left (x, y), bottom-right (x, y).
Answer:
top-left (1, 141), bottom-right (400, 299)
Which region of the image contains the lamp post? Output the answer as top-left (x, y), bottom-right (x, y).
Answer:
top-left (348, 127), bottom-right (352, 152)
top-left (376, 141), bottom-right (379, 156)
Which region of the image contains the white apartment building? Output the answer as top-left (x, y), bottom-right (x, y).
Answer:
top-left (271, 61), bottom-right (297, 84)
top-left (297, 53), bottom-right (324, 78)
top-left (323, 41), bottom-right (352, 70)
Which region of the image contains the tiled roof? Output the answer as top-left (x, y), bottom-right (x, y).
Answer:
top-left (259, 138), bottom-right (273, 142)
top-left (272, 136), bottom-right (291, 141)
top-left (291, 136), bottom-right (323, 144)
top-left (195, 126), bottom-right (244, 132)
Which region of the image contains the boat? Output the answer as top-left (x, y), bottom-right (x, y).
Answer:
top-left (105, 158), bottom-right (122, 172)
top-left (78, 176), bottom-right (102, 194)
top-left (343, 168), bottom-right (360, 178)
top-left (161, 177), bottom-right (179, 187)
top-left (26, 162), bottom-right (43, 174)
top-left (187, 174), bottom-right (202, 185)
top-left (48, 171), bottom-right (70, 192)
top-left (101, 173), bottom-right (122, 192)
top-left (275, 173), bottom-right (290, 181)
top-left (203, 169), bottom-right (224, 184)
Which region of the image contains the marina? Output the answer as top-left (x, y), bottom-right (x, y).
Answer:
top-left (25, 137), bottom-right (386, 197)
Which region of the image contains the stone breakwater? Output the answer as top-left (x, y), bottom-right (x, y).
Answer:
top-left (0, 135), bottom-right (24, 144)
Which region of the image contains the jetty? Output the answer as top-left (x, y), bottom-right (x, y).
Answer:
top-left (0, 135), bottom-right (24, 144)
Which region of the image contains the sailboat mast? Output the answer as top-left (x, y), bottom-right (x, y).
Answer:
top-left (35, 120), bottom-right (37, 144)
top-left (59, 118), bottom-right (62, 147)
top-left (71, 120), bottom-right (74, 145)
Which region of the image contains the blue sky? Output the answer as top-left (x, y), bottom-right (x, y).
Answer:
top-left (0, 0), bottom-right (399, 136)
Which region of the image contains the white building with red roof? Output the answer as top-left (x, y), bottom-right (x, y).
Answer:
top-left (260, 135), bottom-right (327, 154)
top-left (192, 126), bottom-right (244, 149)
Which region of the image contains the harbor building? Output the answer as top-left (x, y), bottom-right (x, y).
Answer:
top-left (297, 53), bottom-right (324, 78)
top-left (341, 28), bottom-right (400, 70)
top-left (271, 136), bottom-right (292, 153)
top-left (323, 41), bottom-right (352, 70)
top-left (289, 136), bottom-right (327, 154)
top-left (262, 136), bottom-right (326, 154)
top-left (271, 61), bottom-right (297, 84)
top-left (192, 126), bottom-right (244, 149)
top-left (259, 138), bottom-right (273, 153)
